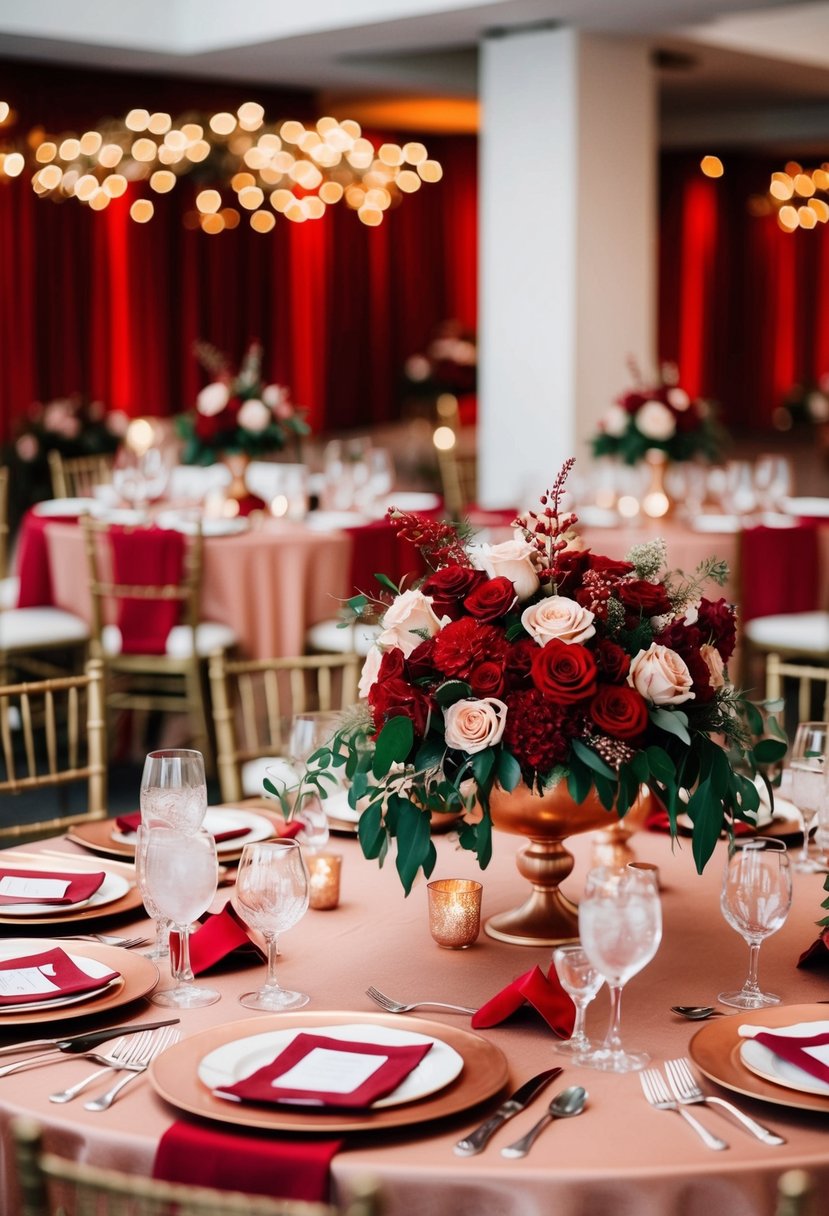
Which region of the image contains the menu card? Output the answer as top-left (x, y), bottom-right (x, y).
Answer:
top-left (0, 867), bottom-right (106, 907)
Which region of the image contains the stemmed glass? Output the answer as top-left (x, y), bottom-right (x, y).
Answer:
top-left (142, 826), bottom-right (220, 1008)
top-left (140, 749), bottom-right (208, 832)
top-left (577, 866), bottom-right (662, 1072)
top-left (134, 825), bottom-right (171, 961)
top-left (552, 944), bottom-right (605, 1057)
top-left (232, 840), bottom-right (310, 1010)
top-left (719, 837), bottom-right (792, 1009)
top-left (788, 721), bottom-right (828, 873)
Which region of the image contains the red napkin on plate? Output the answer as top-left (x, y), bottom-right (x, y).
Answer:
top-left (15, 509), bottom-right (82, 608)
top-left (153, 1122), bottom-right (343, 1202)
top-left (214, 1032), bottom-right (432, 1108)
top-left (471, 964), bottom-right (575, 1037)
top-left (169, 902), bottom-right (266, 976)
top-left (645, 801), bottom-right (754, 837)
top-left (0, 947), bottom-right (119, 1006)
top-left (797, 929), bottom-right (829, 969)
top-left (753, 1029), bottom-right (829, 1087)
top-left (109, 525), bottom-right (186, 654)
top-left (0, 867), bottom-right (106, 906)
top-left (114, 811), bottom-right (251, 844)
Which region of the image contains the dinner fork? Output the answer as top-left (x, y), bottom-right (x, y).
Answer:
top-left (366, 985), bottom-right (476, 1016)
top-left (83, 1027), bottom-right (180, 1111)
top-left (49, 1031), bottom-right (154, 1103)
top-left (665, 1057), bottom-right (785, 1146)
top-left (61, 934), bottom-right (149, 949)
top-left (639, 1068), bottom-right (729, 1150)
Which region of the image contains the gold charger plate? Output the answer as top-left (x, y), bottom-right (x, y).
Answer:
top-left (0, 938), bottom-right (158, 1027)
top-left (68, 808), bottom-right (283, 864)
top-left (690, 1003), bottom-right (829, 1115)
top-left (149, 1010), bottom-right (509, 1133)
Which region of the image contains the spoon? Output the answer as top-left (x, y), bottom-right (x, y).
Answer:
top-left (501, 1086), bottom-right (587, 1158)
top-left (671, 1006), bottom-right (724, 1020)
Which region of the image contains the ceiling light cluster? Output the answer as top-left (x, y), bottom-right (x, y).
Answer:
top-left (762, 161), bottom-right (829, 232)
top-left (0, 99), bottom-right (443, 230)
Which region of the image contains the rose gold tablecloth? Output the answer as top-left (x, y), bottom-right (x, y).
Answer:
top-left (1, 826), bottom-right (827, 1216)
top-left (42, 519), bottom-right (352, 660)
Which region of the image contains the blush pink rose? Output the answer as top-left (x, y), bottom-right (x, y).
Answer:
top-left (377, 589), bottom-right (444, 658)
top-left (358, 646), bottom-right (383, 698)
top-left (196, 381), bottom-right (230, 416)
top-left (237, 398), bottom-right (271, 433)
top-left (443, 697), bottom-right (507, 754)
top-left (635, 400), bottom-right (676, 441)
top-left (700, 643), bottom-right (725, 689)
top-left (521, 595), bottom-right (596, 646)
top-left (627, 643), bottom-right (695, 706)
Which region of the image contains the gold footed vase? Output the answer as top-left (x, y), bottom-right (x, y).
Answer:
top-left (486, 782), bottom-right (617, 947)
top-left (590, 787), bottom-right (653, 869)
top-left (222, 452), bottom-right (250, 503)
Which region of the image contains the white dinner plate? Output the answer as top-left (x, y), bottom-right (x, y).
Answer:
top-left (379, 493), bottom-right (441, 513)
top-left (322, 789), bottom-right (361, 825)
top-left (739, 1020), bottom-right (829, 1097)
top-left (0, 941), bottom-right (120, 1013)
top-left (156, 511), bottom-right (249, 537)
top-left (111, 808), bottom-right (275, 854)
top-left (305, 512), bottom-right (369, 532)
top-left (0, 870), bottom-right (131, 918)
top-left (94, 507), bottom-right (147, 525)
top-left (577, 506), bottom-right (620, 528)
top-left (782, 497), bottom-right (829, 518)
top-left (33, 497), bottom-right (98, 517)
top-left (199, 1022), bottom-right (463, 1110)
top-left (690, 514), bottom-right (741, 533)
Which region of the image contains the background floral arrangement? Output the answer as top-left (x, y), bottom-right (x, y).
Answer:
top-left (773, 376), bottom-right (829, 432)
top-left (403, 319), bottom-right (476, 398)
top-left (177, 339), bottom-right (309, 466)
top-left (286, 460), bottom-right (783, 894)
top-left (591, 362), bottom-right (725, 465)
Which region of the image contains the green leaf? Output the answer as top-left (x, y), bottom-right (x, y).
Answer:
top-left (645, 746), bottom-right (676, 787)
top-left (743, 701), bottom-right (764, 736)
top-left (594, 772), bottom-right (617, 811)
top-left (496, 749), bottom-right (522, 793)
top-left (394, 800), bottom-right (433, 895)
top-left (373, 572), bottom-right (401, 596)
top-left (505, 620), bottom-right (530, 642)
top-left (566, 759), bottom-right (592, 805)
top-left (434, 680), bottom-right (473, 708)
top-left (572, 739), bottom-right (616, 781)
top-left (357, 803), bottom-right (385, 859)
top-left (687, 780), bottom-right (722, 873)
top-left (752, 738), bottom-right (788, 765)
top-left (476, 810), bottom-right (493, 869)
top-left (630, 752), bottom-right (650, 784)
top-left (372, 715), bottom-right (414, 778)
top-left (471, 749), bottom-right (495, 787)
top-left (415, 738), bottom-right (445, 772)
top-left (649, 707), bottom-right (691, 746)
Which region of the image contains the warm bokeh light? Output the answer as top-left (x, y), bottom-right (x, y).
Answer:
top-left (196, 189), bottom-right (222, 214)
top-left (129, 198), bottom-right (154, 223)
top-left (798, 205), bottom-right (818, 229)
top-left (209, 112), bottom-right (236, 136)
top-left (250, 210), bottom-right (275, 232)
top-left (126, 109), bottom-right (150, 132)
top-left (35, 142), bottom-right (57, 163)
top-left (147, 112), bottom-right (172, 136)
top-left (150, 170), bottom-right (176, 193)
top-left (794, 173), bottom-right (815, 197)
top-left (617, 495), bottom-right (640, 519)
top-left (0, 102), bottom-right (9, 123)
top-left (778, 204), bottom-right (799, 231)
top-left (432, 426), bottom-right (457, 451)
top-left (700, 155), bottom-right (723, 178)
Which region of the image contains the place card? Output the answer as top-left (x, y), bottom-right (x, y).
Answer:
top-left (0, 867), bottom-right (106, 907)
top-left (0, 875), bottom-right (71, 901)
top-left (0, 947), bottom-right (119, 1006)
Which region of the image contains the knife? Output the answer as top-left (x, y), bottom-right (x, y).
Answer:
top-left (454, 1067), bottom-right (563, 1156)
top-left (0, 1018), bottom-right (180, 1060)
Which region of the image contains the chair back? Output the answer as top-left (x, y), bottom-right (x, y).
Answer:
top-left (765, 656), bottom-right (829, 733)
top-left (0, 661), bottom-right (107, 841)
top-left (0, 465), bottom-right (8, 580)
top-left (436, 447), bottom-right (476, 519)
top-left (48, 450), bottom-right (114, 499)
top-left (12, 1117), bottom-right (379, 1216)
top-left (209, 651), bottom-right (361, 803)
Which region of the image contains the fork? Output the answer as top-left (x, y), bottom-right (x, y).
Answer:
top-left (366, 986), bottom-right (476, 1016)
top-left (84, 1027), bottom-right (180, 1112)
top-left (61, 934), bottom-right (149, 949)
top-left (665, 1057), bottom-right (785, 1146)
top-left (639, 1068), bottom-right (729, 1150)
top-left (49, 1031), bottom-right (154, 1103)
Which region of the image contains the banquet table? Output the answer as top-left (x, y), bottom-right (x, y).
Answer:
top-left (0, 823), bottom-right (827, 1216)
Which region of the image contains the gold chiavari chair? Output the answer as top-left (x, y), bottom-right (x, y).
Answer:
top-left (436, 446), bottom-right (477, 519)
top-left (48, 449), bottom-right (115, 499)
top-left (774, 1169), bottom-right (816, 1216)
top-left (208, 651), bottom-right (360, 804)
top-left (764, 655), bottom-right (829, 731)
top-left (12, 1118), bottom-right (380, 1216)
top-left (0, 464), bottom-right (18, 609)
top-left (0, 660), bottom-right (107, 843)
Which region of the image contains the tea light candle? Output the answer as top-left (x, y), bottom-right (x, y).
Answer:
top-left (307, 853), bottom-right (342, 910)
top-left (427, 878), bottom-right (482, 949)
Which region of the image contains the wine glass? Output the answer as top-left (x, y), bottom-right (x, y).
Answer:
top-left (577, 866), bottom-right (662, 1072)
top-left (232, 840), bottom-right (310, 1010)
top-left (142, 826), bottom-right (220, 1008)
top-left (552, 944), bottom-right (605, 1057)
top-left (265, 763), bottom-right (329, 854)
top-left (753, 454), bottom-right (792, 512)
top-left (140, 749), bottom-right (208, 832)
top-left (719, 837), bottom-right (792, 1009)
top-left (788, 721), bottom-right (828, 873)
top-left (288, 712), bottom-right (342, 768)
top-left (134, 825), bottom-right (171, 960)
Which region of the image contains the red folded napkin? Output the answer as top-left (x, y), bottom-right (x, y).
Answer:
top-left (645, 802), bottom-right (754, 837)
top-left (0, 867), bottom-right (106, 906)
top-left (0, 947), bottom-right (119, 1006)
top-left (109, 525), bottom-right (186, 654)
top-left (114, 811), bottom-right (251, 844)
top-left (153, 1122), bottom-right (343, 1202)
top-left (235, 493), bottom-right (267, 517)
top-left (797, 929), bottom-right (829, 969)
top-left (471, 964), bottom-right (575, 1037)
top-left (16, 509), bottom-right (81, 608)
top-left (214, 1032), bottom-right (432, 1109)
top-left (169, 902), bottom-right (266, 976)
top-left (753, 1029), bottom-right (829, 1087)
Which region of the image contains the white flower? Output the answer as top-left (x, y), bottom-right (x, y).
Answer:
top-left (628, 643), bottom-right (695, 706)
top-left (683, 601), bottom-right (700, 626)
top-left (635, 400), bottom-right (676, 441)
top-left (667, 388), bottom-right (690, 411)
top-left (197, 381), bottom-right (230, 417)
top-left (444, 698), bottom-right (507, 754)
top-left (404, 354), bottom-right (431, 382)
top-left (604, 403), bottom-right (630, 438)
top-left (475, 538), bottom-right (539, 601)
top-left (263, 383), bottom-right (289, 410)
top-left (377, 589), bottom-right (444, 658)
top-left (237, 398), bottom-right (271, 433)
top-left (521, 596), bottom-right (596, 646)
top-left (358, 646), bottom-right (383, 698)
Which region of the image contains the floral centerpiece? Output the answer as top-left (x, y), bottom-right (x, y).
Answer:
top-left (774, 376), bottom-right (829, 432)
top-left (284, 460), bottom-right (783, 896)
top-left (403, 320), bottom-right (477, 398)
top-left (177, 340), bottom-right (309, 466)
top-left (591, 363), bottom-right (724, 465)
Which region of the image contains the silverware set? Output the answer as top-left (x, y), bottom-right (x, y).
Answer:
top-left (366, 985), bottom-right (477, 1016)
top-left (640, 1058), bottom-right (786, 1149)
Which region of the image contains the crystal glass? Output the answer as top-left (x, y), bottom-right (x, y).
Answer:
top-left (788, 721), bottom-right (828, 873)
top-left (232, 840), bottom-right (310, 1010)
top-left (264, 764), bottom-right (330, 854)
top-left (140, 749), bottom-right (208, 832)
top-left (142, 826), bottom-right (220, 1008)
top-left (719, 837), bottom-right (792, 1009)
top-left (552, 944), bottom-right (605, 1056)
top-left (577, 866), bottom-right (662, 1072)
top-left (134, 825), bottom-right (170, 960)
top-left (753, 454), bottom-right (792, 512)
top-left (289, 711), bottom-right (342, 767)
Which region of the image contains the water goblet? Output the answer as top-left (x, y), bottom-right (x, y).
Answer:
top-left (232, 840), bottom-right (310, 1010)
top-left (552, 944), bottom-right (605, 1057)
top-left (142, 826), bottom-right (220, 1008)
top-left (788, 721), bottom-right (828, 873)
top-left (140, 748), bottom-right (208, 832)
top-left (288, 712), bottom-right (343, 768)
top-left (719, 837), bottom-right (792, 1009)
top-left (264, 763), bottom-right (330, 854)
top-left (134, 825), bottom-right (171, 960)
top-left (577, 866), bottom-right (662, 1072)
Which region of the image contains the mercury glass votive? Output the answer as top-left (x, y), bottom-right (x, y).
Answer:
top-left (307, 853), bottom-right (342, 910)
top-left (427, 879), bottom-right (482, 949)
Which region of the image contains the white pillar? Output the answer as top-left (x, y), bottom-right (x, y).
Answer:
top-left (479, 27), bottom-right (656, 508)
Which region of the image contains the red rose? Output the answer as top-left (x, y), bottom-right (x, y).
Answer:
top-left (696, 597), bottom-right (737, 663)
top-left (194, 411), bottom-right (224, 441)
top-left (552, 549), bottom-right (589, 593)
top-left (618, 579), bottom-right (672, 617)
top-left (589, 554), bottom-right (635, 577)
top-left (432, 617), bottom-right (507, 680)
top-left (368, 677), bottom-right (432, 737)
top-left (505, 637), bottom-right (538, 689)
top-left (405, 638), bottom-right (438, 682)
top-left (469, 659), bottom-right (506, 698)
top-left (464, 576), bottom-right (517, 622)
top-left (377, 648), bottom-right (405, 682)
top-left (421, 565), bottom-right (485, 618)
top-left (590, 684), bottom-right (649, 741)
top-left (595, 640), bottom-right (631, 684)
top-left (674, 402), bottom-right (701, 432)
top-left (531, 639), bottom-right (597, 704)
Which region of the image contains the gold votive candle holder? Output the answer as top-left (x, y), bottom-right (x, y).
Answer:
top-left (427, 878), bottom-right (482, 949)
top-left (307, 853), bottom-right (342, 910)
